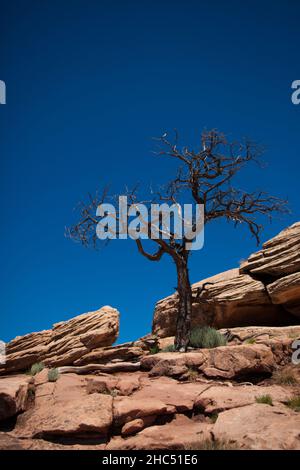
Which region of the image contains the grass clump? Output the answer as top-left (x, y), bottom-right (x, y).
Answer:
top-left (189, 326), bottom-right (227, 349)
top-left (272, 368), bottom-right (298, 386)
top-left (48, 368), bottom-right (59, 382)
top-left (245, 338), bottom-right (256, 344)
top-left (149, 345), bottom-right (160, 355)
top-left (255, 394), bottom-right (273, 405)
top-left (161, 344), bottom-right (176, 352)
top-left (29, 362), bottom-right (45, 376)
top-left (186, 368), bottom-right (200, 382)
top-left (186, 438), bottom-right (239, 450)
top-left (210, 412), bottom-right (219, 423)
top-left (286, 396), bottom-right (300, 412)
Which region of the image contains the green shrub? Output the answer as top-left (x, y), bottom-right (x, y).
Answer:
top-left (161, 344), bottom-right (176, 352)
top-left (210, 412), bottom-right (219, 423)
top-left (189, 326), bottom-right (227, 349)
top-left (48, 368), bottom-right (59, 382)
top-left (286, 396), bottom-right (300, 412)
top-left (149, 345), bottom-right (160, 355)
top-left (255, 394), bottom-right (273, 405)
top-left (29, 362), bottom-right (45, 376)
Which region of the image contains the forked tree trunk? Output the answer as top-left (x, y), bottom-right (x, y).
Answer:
top-left (174, 258), bottom-right (192, 351)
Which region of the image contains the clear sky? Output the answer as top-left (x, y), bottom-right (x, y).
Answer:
top-left (0, 0), bottom-right (299, 343)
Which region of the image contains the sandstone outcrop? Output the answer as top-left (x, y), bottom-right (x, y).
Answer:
top-left (0, 306), bottom-right (119, 374)
top-left (141, 343), bottom-right (276, 380)
top-left (240, 221), bottom-right (300, 277)
top-left (213, 403), bottom-right (300, 450)
top-left (0, 375), bottom-right (33, 421)
top-left (0, 325), bottom-right (299, 450)
top-left (153, 222), bottom-right (300, 337)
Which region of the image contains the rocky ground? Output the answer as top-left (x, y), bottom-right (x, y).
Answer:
top-left (0, 325), bottom-right (300, 450)
top-left (0, 222), bottom-right (299, 450)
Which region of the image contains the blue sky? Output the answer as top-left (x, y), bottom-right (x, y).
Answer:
top-left (0, 0), bottom-right (299, 343)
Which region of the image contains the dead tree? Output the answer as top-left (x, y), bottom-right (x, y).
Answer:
top-left (66, 130), bottom-right (288, 351)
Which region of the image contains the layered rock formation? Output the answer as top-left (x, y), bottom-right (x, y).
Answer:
top-left (0, 306), bottom-right (120, 374)
top-left (153, 222), bottom-right (300, 337)
top-left (0, 325), bottom-right (299, 450)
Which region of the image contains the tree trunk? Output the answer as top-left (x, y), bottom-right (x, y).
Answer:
top-left (174, 258), bottom-right (192, 351)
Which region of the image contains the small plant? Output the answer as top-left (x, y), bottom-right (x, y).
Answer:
top-left (255, 394), bottom-right (273, 405)
top-left (28, 388), bottom-right (35, 400)
top-left (161, 344), bottom-right (176, 352)
top-left (210, 412), bottom-right (219, 423)
top-left (99, 388), bottom-right (118, 397)
top-left (29, 362), bottom-right (45, 376)
top-left (48, 368), bottom-right (59, 382)
top-left (186, 438), bottom-right (239, 450)
top-left (149, 345), bottom-right (160, 355)
top-left (288, 332), bottom-right (300, 340)
top-left (272, 368), bottom-right (298, 386)
top-left (186, 368), bottom-right (199, 382)
top-left (189, 326), bottom-right (227, 349)
top-left (286, 396), bottom-right (300, 412)
top-left (245, 337), bottom-right (256, 344)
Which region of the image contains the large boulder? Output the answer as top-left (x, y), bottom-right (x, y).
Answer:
top-left (107, 414), bottom-right (213, 450)
top-left (14, 373), bottom-right (113, 439)
top-left (153, 269), bottom-right (291, 338)
top-left (0, 375), bottom-right (32, 420)
top-left (213, 403), bottom-right (300, 450)
top-left (267, 272), bottom-right (300, 318)
top-left (240, 222), bottom-right (300, 277)
top-left (0, 306), bottom-right (119, 374)
top-left (141, 344), bottom-right (276, 380)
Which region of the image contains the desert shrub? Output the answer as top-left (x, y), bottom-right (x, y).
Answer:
top-left (189, 326), bottom-right (227, 349)
top-left (272, 369), bottom-right (298, 386)
top-left (286, 396), bottom-right (300, 412)
top-left (149, 345), bottom-right (160, 355)
top-left (29, 362), bottom-right (45, 376)
top-left (161, 344), bottom-right (176, 352)
top-left (186, 438), bottom-right (239, 450)
top-left (245, 338), bottom-right (256, 344)
top-left (186, 368), bottom-right (199, 382)
top-left (255, 394), bottom-right (273, 405)
top-left (210, 412), bottom-right (219, 423)
top-left (48, 368), bottom-right (59, 382)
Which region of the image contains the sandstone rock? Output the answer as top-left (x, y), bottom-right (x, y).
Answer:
top-left (0, 432), bottom-right (26, 450)
top-left (153, 269), bottom-right (290, 338)
top-left (267, 272), bottom-right (300, 317)
top-left (131, 375), bottom-right (208, 413)
top-left (113, 396), bottom-right (176, 426)
top-left (195, 384), bottom-right (293, 413)
top-left (219, 325), bottom-right (300, 344)
top-left (141, 344), bottom-right (275, 380)
top-left (213, 403), bottom-right (300, 449)
top-left (107, 414), bottom-right (213, 450)
top-left (14, 373), bottom-right (113, 439)
top-left (199, 344), bottom-right (275, 379)
top-left (0, 375), bottom-right (32, 421)
top-left (74, 343), bottom-right (144, 366)
top-left (121, 417), bottom-right (156, 436)
top-left (15, 393), bottom-right (112, 439)
top-left (240, 222), bottom-right (300, 277)
top-left (0, 432), bottom-right (106, 450)
top-left (0, 306), bottom-right (119, 374)
top-left (141, 351), bottom-right (207, 372)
